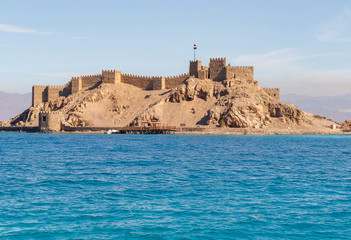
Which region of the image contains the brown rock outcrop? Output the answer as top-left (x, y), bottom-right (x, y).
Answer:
top-left (155, 77), bottom-right (310, 128)
top-left (341, 119), bottom-right (351, 130)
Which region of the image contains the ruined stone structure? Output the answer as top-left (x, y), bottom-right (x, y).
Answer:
top-left (32, 57), bottom-right (279, 106)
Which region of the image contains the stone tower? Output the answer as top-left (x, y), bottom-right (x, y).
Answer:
top-left (189, 60), bottom-right (202, 78)
top-left (209, 58), bottom-right (226, 81)
top-left (102, 70), bottom-right (121, 84)
top-left (39, 111), bottom-right (63, 132)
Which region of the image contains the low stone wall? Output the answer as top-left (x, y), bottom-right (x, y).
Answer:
top-left (62, 126), bottom-right (122, 132)
top-left (176, 127), bottom-right (206, 132)
top-left (0, 126), bottom-right (40, 132)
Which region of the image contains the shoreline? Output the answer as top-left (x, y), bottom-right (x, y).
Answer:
top-left (0, 126), bottom-right (349, 136)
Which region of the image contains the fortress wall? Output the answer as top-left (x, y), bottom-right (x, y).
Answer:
top-left (60, 81), bottom-right (72, 97)
top-left (47, 85), bottom-right (65, 102)
top-left (209, 58), bottom-right (226, 81)
top-left (165, 73), bottom-right (189, 89)
top-left (121, 73), bottom-right (189, 90)
top-left (32, 85), bottom-right (47, 107)
top-left (263, 87), bottom-right (280, 101)
top-left (121, 74), bottom-right (155, 90)
top-left (32, 82), bottom-right (72, 107)
top-left (81, 74), bottom-right (102, 88)
top-left (33, 70), bottom-right (189, 102)
top-left (226, 66), bottom-right (254, 80)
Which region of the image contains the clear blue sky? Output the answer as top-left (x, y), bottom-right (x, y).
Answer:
top-left (1, 0), bottom-right (351, 96)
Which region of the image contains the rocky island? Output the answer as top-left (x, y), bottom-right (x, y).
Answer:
top-left (2, 57), bottom-right (343, 135)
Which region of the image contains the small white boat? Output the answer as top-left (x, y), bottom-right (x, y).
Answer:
top-left (103, 129), bottom-right (119, 134)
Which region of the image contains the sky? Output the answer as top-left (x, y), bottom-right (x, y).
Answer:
top-left (1, 0), bottom-right (351, 96)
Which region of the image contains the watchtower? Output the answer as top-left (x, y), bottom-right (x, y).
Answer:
top-left (39, 111), bottom-right (63, 132)
top-left (102, 70), bottom-right (121, 84)
top-left (189, 60), bottom-right (202, 78)
top-left (71, 77), bottom-right (82, 94)
top-left (209, 58), bottom-right (226, 81)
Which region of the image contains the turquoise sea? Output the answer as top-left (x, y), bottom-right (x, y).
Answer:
top-left (1, 133), bottom-right (351, 239)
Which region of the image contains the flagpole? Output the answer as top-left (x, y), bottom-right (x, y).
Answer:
top-left (193, 44), bottom-right (197, 61)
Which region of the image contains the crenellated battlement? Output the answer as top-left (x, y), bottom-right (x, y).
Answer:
top-left (32, 85), bottom-right (47, 88)
top-left (164, 73), bottom-right (189, 80)
top-left (33, 85), bottom-right (66, 90)
top-left (121, 73), bottom-right (164, 79)
top-left (227, 66), bottom-right (254, 69)
top-left (39, 111), bottom-right (62, 115)
top-left (81, 74), bottom-right (102, 78)
top-left (209, 57), bottom-right (226, 62)
top-left (48, 85), bottom-right (65, 89)
top-left (263, 87), bottom-right (279, 91)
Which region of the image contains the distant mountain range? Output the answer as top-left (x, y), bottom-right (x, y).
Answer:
top-left (0, 90), bottom-right (350, 123)
top-left (0, 91), bottom-right (31, 122)
top-left (281, 94), bottom-right (351, 122)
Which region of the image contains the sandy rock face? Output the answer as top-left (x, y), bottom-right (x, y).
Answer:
top-left (266, 102), bottom-right (309, 125)
top-left (211, 104), bottom-right (271, 128)
top-left (205, 97), bottom-right (270, 128)
top-left (205, 101), bottom-right (309, 128)
top-left (165, 77), bottom-right (309, 128)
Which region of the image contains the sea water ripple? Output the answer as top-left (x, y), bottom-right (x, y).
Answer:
top-left (0, 133), bottom-right (351, 239)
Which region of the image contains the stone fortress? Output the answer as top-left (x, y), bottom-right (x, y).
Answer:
top-left (32, 57), bottom-right (279, 107)
top-left (3, 56), bottom-right (342, 135)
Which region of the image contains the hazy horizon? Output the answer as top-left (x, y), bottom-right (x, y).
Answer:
top-left (1, 0), bottom-right (351, 96)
